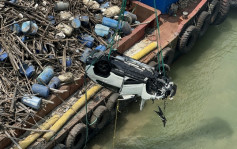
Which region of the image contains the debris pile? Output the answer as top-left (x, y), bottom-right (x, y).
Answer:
top-left (0, 0), bottom-right (138, 135)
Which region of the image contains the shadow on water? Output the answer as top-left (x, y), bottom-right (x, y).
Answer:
top-left (115, 118), bottom-right (233, 149)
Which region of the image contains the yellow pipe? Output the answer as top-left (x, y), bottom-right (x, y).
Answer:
top-left (16, 115), bottom-right (60, 149)
top-left (43, 85), bottom-right (102, 141)
top-left (41, 42), bottom-right (157, 142)
top-left (131, 42), bottom-right (157, 60)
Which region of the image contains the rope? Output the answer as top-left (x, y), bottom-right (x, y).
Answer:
top-left (113, 100), bottom-right (120, 149)
top-left (108, 0), bottom-right (127, 60)
top-left (153, 0), bottom-right (166, 76)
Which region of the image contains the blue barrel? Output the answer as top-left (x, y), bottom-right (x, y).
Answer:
top-left (48, 77), bottom-right (61, 89)
top-left (59, 57), bottom-right (72, 67)
top-left (21, 95), bottom-right (42, 110)
top-left (94, 24), bottom-right (110, 37)
top-left (71, 18), bottom-right (81, 29)
top-left (19, 64), bottom-right (35, 78)
top-left (30, 22), bottom-right (38, 35)
top-left (95, 45), bottom-right (107, 51)
top-left (0, 48), bottom-right (8, 61)
top-left (21, 21), bottom-right (31, 34)
top-left (32, 84), bottom-right (50, 98)
top-left (80, 16), bottom-right (89, 26)
top-left (48, 15), bottom-right (56, 24)
top-left (11, 23), bottom-right (21, 34)
top-left (36, 66), bottom-right (54, 85)
top-left (102, 17), bottom-right (122, 30)
top-left (78, 34), bottom-right (94, 48)
top-left (21, 21), bottom-right (38, 35)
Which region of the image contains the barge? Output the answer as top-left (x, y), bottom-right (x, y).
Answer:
top-left (0, 0), bottom-right (232, 148)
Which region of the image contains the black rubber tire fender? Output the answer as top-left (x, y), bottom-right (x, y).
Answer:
top-left (196, 11), bottom-right (211, 37)
top-left (178, 25), bottom-right (199, 53)
top-left (209, 0), bottom-right (220, 24)
top-left (90, 105), bottom-right (110, 129)
top-left (53, 144), bottom-right (66, 149)
top-left (66, 123), bottom-right (86, 149)
top-left (106, 93), bottom-right (119, 118)
top-left (212, 0), bottom-right (230, 25)
top-left (160, 47), bottom-right (175, 65)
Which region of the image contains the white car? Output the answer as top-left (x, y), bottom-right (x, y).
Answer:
top-left (85, 51), bottom-right (177, 110)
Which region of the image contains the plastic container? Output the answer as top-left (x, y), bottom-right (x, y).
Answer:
top-left (95, 45), bottom-right (106, 51)
top-left (140, 0), bottom-right (178, 14)
top-left (32, 84), bottom-right (50, 98)
top-left (21, 95), bottom-right (42, 110)
top-left (48, 77), bottom-right (61, 89)
top-left (54, 2), bottom-right (69, 11)
top-left (102, 17), bottom-right (122, 30)
top-left (78, 34), bottom-right (94, 48)
top-left (80, 16), bottom-right (89, 26)
top-left (71, 18), bottom-right (81, 29)
top-left (94, 24), bottom-right (110, 37)
top-left (36, 66), bottom-right (54, 85)
top-left (19, 64), bottom-right (35, 78)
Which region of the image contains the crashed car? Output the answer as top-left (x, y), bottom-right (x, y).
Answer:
top-left (84, 51), bottom-right (177, 110)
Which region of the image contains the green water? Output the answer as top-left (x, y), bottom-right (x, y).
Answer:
top-left (88, 9), bottom-right (237, 149)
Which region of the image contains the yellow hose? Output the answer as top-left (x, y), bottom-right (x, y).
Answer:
top-left (40, 42), bottom-right (157, 142)
top-left (43, 85), bottom-right (102, 141)
top-left (16, 115), bottom-right (60, 149)
top-left (131, 42), bottom-right (157, 60)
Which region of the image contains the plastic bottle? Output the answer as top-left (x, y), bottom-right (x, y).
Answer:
top-left (124, 11), bottom-right (137, 23)
top-left (32, 84), bottom-right (50, 98)
top-left (21, 95), bottom-right (42, 110)
top-left (36, 66), bottom-right (54, 85)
